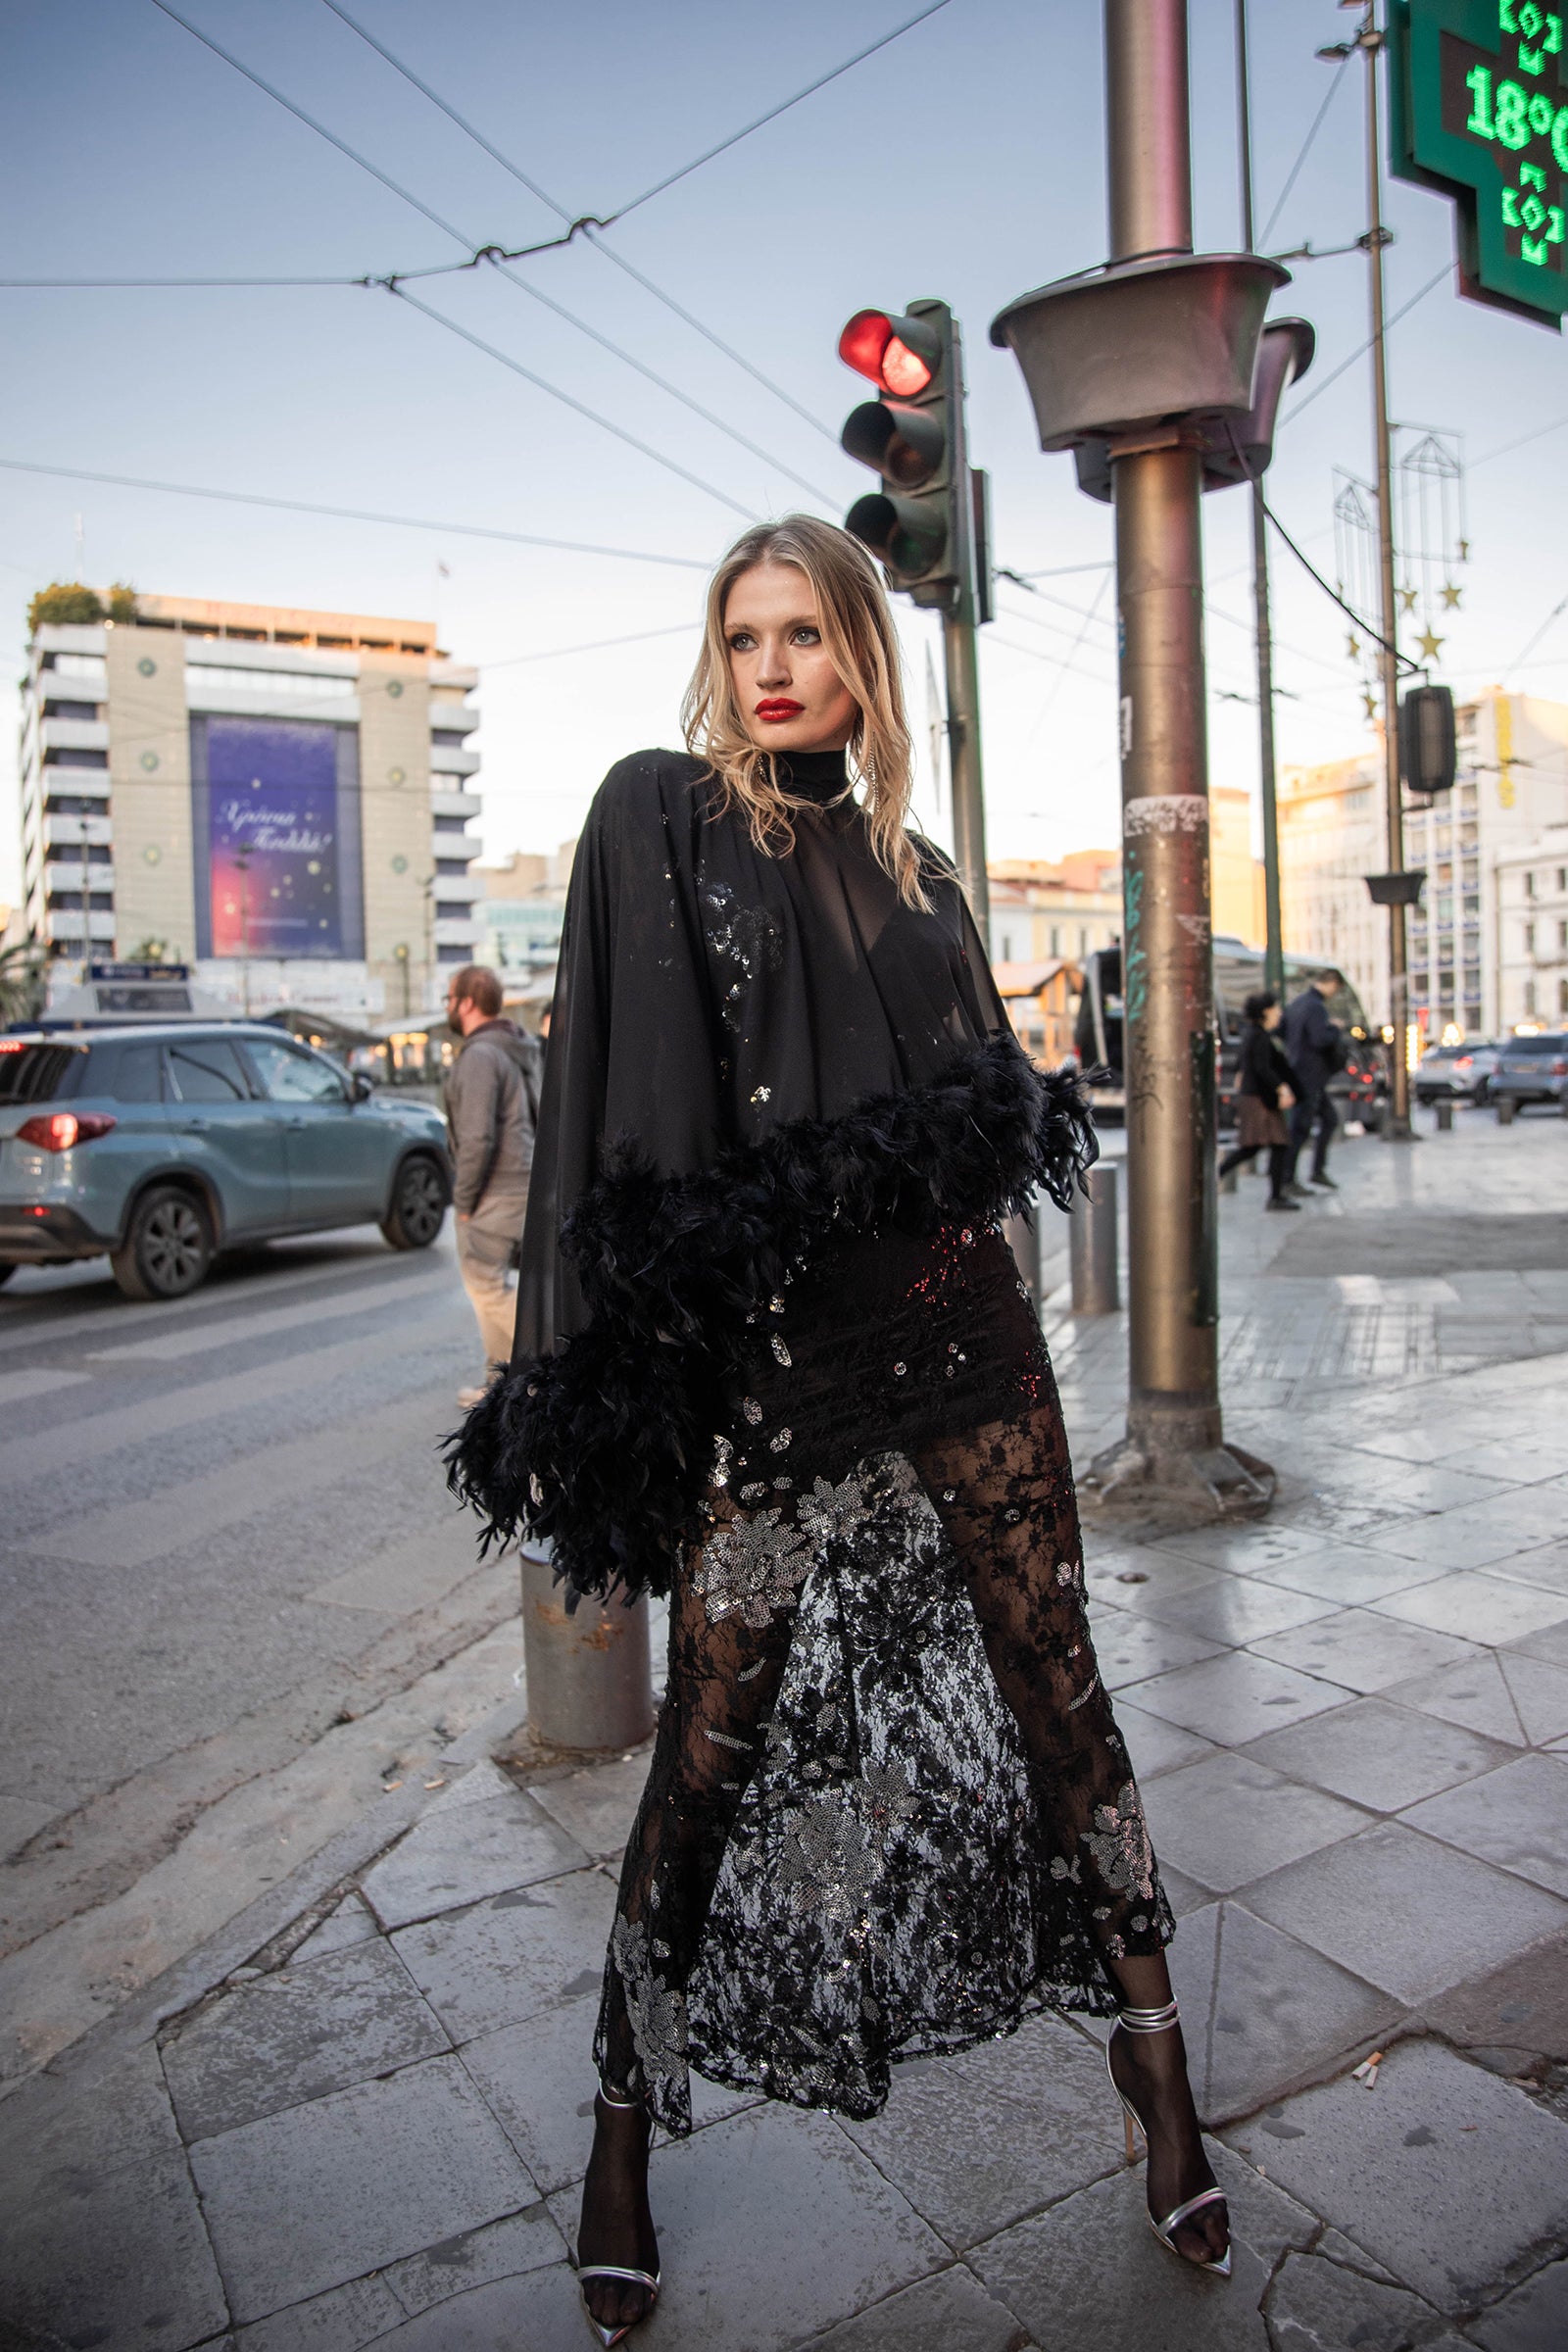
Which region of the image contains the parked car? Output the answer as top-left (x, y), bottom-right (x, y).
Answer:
top-left (0, 1024), bottom-right (452, 1299)
top-left (1416, 1041), bottom-right (1502, 1105)
top-left (1490, 1031), bottom-right (1568, 1111)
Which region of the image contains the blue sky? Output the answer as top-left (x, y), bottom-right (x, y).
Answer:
top-left (3, 0), bottom-right (1565, 908)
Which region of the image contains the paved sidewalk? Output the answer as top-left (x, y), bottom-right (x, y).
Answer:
top-left (3, 1108), bottom-right (1567, 2349)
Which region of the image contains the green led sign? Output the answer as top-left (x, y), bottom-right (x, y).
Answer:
top-left (1390, 0), bottom-right (1568, 328)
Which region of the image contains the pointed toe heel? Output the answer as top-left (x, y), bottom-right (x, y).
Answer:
top-left (577, 2265), bottom-right (662, 2347)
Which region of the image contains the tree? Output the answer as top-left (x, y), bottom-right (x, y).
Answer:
top-left (107, 582), bottom-right (139, 622)
top-left (27, 582), bottom-right (104, 633)
top-left (0, 936), bottom-right (46, 1025)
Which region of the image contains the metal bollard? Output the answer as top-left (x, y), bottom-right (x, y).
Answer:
top-left (1220, 1161), bottom-right (1239, 1194)
top-left (1496, 1095), bottom-right (1516, 1127)
top-left (520, 1544), bottom-right (656, 1753)
top-left (1070, 1162), bottom-right (1120, 1314)
top-left (1435, 1101), bottom-right (1453, 1132)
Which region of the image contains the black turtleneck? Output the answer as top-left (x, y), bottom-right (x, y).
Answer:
top-left (774, 746), bottom-right (851, 804)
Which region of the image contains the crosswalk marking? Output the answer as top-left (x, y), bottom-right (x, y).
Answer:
top-left (48, 1394), bottom-right (454, 1569)
top-left (0, 1242), bottom-right (442, 1355)
top-left (0, 1367), bottom-right (91, 1408)
top-left (0, 1307), bottom-right (465, 1489)
top-left (88, 1268), bottom-right (452, 1364)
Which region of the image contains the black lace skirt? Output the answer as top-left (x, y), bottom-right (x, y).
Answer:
top-left (595, 1217), bottom-right (1175, 2134)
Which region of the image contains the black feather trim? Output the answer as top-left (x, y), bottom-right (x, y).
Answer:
top-left (445, 1036), bottom-right (1096, 1606)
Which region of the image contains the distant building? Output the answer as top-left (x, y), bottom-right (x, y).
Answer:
top-left (473, 842), bottom-right (575, 1002)
top-left (1280, 689), bottom-right (1568, 1039)
top-left (985, 789), bottom-right (1263, 968)
top-left (1494, 824), bottom-right (1568, 1031)
top-left (987, 850), bottom-right (1122, 967)
top-left (18, 589), bottom-right (483, 1017)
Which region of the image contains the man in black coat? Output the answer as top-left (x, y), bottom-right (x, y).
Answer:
top-left (1282, 969), bottom-right (1346, 1192)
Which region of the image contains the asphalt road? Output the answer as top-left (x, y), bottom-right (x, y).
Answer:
top-left (0, 1218), bottom-right (524, 2067)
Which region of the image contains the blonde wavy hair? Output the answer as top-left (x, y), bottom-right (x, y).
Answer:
top-left (681, 514), bottom-right (926, 908)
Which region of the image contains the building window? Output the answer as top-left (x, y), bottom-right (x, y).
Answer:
top-left (1525, 871), bottom-right (1537, 897)
top-left (436, 942), bottom-right (470, 965)
top-left (1525, 922), bottom-right (1536, 954)
top-left (1524, 979), bottom-right (1536, 1014)
top-left (1559, 918), bottom-right (1568, 953)
top-left (1557, 867), bottom-right (1567, 893)
top-left (999, 934), bottom-right (1014, 961)
top-left (1560, 977), bottom-right (1568, 1016)
top-left (1049, 925), bottom-right (1060, 956)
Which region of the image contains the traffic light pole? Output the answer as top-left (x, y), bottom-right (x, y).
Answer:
top-left (1087, 0), bottom-right (1271, 1516)
top-left (944, 599), bottom-right (989, 930)
top-left (1358, 6), bottom-right (1414, 1139)
top-left (1235, 0), bottom-right (1286, 999)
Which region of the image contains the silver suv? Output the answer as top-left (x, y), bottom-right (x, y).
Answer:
top-left (0, 1024), bottom-right (452, 1299)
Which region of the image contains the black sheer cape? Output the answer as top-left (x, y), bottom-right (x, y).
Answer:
top-left (447, 748), bottom-right (1097, 1601)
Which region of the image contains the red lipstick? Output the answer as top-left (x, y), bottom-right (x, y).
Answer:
top-left (756, 699), bottom-right (805, 721)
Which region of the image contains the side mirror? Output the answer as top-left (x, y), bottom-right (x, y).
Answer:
top-left (351, 1071), bottom-right (375, 1102)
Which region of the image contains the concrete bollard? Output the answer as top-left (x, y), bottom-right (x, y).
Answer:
top-left (1497, 1095), bottom-right (1517, 1126)
top-left (520, 1544), bottom-right (656, 1753)
top-left (1070, 1162), bottom-right (1120, 1315)
top-left (1435, 1101), bottom-right (1453, 1132)
top-left (1220, 1161), bottom-right (1239, 1194)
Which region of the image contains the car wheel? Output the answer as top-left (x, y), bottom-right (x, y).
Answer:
top-left (111, 1186), bottom-right (215, 1300)
top-left (0, 1260), bottom-right (17, 1287)
top-left (1474, 1081), bottom-right (1490, 1105)
top-left (381, 1153), bottom-right (447, 1250)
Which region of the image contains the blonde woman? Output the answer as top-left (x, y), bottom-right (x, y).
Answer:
top-left (451, 517), bottom-right (1228, 2343)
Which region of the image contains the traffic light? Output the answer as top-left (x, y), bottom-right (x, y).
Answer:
top-left (1398, 683), bottom-right (1457, 796)
top-left (837, 299), bottom-right (977, 612)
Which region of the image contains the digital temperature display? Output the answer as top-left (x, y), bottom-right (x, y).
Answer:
top-left (1390, 0), bottom-right (1568, 326)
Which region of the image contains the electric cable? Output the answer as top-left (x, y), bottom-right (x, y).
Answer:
top-left (1260, 495), bottom-right (1421, 675)
top-left (0, 455), bottom-right (712, 567)
top-left (318, 0), bottom-right (847, 453)
top-left (1506, 590), bottom-right (1568, 680)
top-left (1280, 263), bottom-right (1449, 423)
top-left (476, 622), bottom-right (696, 669)
top-left (1473, 411), bottom-right (1568, 467)
top-left (148, 0), bottom-right (838, 508)
top-left (381, 283), bottom-right (757, 518)
top-left (0, 272), bottom-right (367, 289)
top-left (1258, 52), bottom-right (1350, 247)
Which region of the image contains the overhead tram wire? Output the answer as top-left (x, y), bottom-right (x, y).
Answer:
top-left (0, 456), bottom-right (711, 568)
top-left (145, 1), bottom-right (809, 514)
top-left (1258, 51), bottom-right (1351, 247)
top-left (1280, 262), bottom-right (1450, 423)
top-left (381, 286), bottom-right (755, 518)
top-left (315, 0), bottom-right (859, 451)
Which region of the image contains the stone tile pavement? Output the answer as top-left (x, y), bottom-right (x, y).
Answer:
top-left (3, 1107), bottom-right (1568, 2349)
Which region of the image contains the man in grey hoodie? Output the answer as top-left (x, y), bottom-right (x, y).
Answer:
top-left (443, 964), bottom-right (542, 1405)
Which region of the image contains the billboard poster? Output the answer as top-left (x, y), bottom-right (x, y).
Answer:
top-left (204, 718), bottom-right (344, 958)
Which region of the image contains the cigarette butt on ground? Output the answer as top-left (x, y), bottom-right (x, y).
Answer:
top-left (1351, 2051), bottom-right (1384, 2087)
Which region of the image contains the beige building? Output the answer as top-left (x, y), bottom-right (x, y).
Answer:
top-left (987, 788), bottom-right (1265, 968)
top-left (18, 590), bottom-right (482, 1017)
top-left (1279, 689), bottom-right (1568, 1039)
top-left (1494, 825), bottom-right (1568, 1031)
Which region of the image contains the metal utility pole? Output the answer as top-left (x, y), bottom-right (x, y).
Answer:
top-left (235, 845), bottom-right (252, 1018)
top-left (945, 603), bottom-right (989, 930)
top-left (1356, 3), bottom-right (1413, 1137)
top-left (1235, 0), bottom-right (1286, 997)
top-left (1094, 0), bottom-right (1270, 1511)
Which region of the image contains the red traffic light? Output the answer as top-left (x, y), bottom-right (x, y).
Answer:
top-left (837, 309), bottom-right (940, 397)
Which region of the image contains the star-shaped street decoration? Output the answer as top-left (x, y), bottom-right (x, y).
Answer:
top-left (1416, 625), bottom-right (1445, 661)
top-left (1347, 631), bottom-right (1362, 662)
top-left (1457, 539), bottom-right (1470, 563)
top-left (1363, 691), bottom-right (1379, 720)
top-left (1399, 586), bottom-right (1419, 614)
top-left (1441, 580), bottom-right (1462, 610)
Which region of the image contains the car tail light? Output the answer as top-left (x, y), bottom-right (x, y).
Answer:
top-left (16, 1111), bottom-right (117, 1151)
top-left (1553, 1059), bottom-right (1567, 1076)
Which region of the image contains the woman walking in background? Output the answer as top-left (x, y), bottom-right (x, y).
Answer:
top-left (1220, 991), bottom-right (1298, 1213)
top-left (451, 515), bottom-right (1230, 2344)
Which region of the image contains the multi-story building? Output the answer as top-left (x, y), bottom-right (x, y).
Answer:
top-left (18, 589), bottom-right (482, 1017)
top-left (474, 843), bottom-right (575, 999)
top-left (986, 787), bottom-right (1265, 969)
top-left (1279, 689), bottom-right (1568, 1040)
top-left (1494, 824), bottom-right (1568, 1030)
top-left (988, 850), bottom-right (1123, 968)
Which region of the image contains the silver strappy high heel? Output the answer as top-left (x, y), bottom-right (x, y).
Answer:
top-left (1105, 1999), bottom-right (1232, 2278)
top-left (578, 2079), bottom-right (662, 2347)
